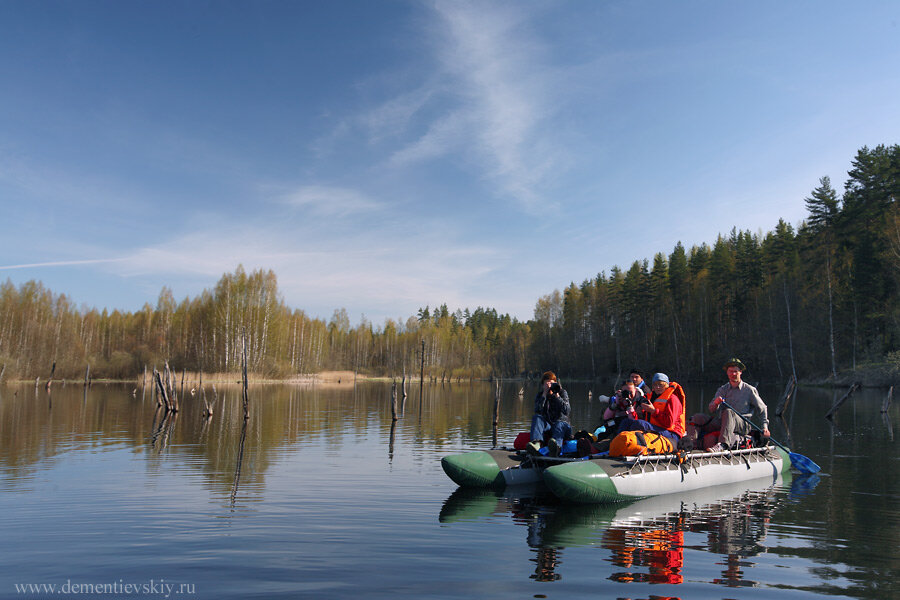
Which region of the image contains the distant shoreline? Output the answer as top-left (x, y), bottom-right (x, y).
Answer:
top-left (4, 365), bottom-right (896, 389)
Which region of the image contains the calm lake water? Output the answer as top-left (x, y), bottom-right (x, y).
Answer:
top-left (1, 380), bottom-right (898, 599)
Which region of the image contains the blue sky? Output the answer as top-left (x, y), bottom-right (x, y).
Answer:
top-left (2, 1), bottom-right (898, 324)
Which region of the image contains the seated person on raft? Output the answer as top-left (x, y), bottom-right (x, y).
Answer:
top-left (688, 358), bottom-right (770, 451)
top-left (617, 372), bottom-right (686, 447)
top-left (629, 368), bottom-right (652, 397)
top-left (601, 379), bottom-right (644, 432)
top-left (588, 373), bottom-right (684, 454)
top-left (577, 379), bottom-right (641, 455)
top-left (527, 371), bottom-right (571, 456)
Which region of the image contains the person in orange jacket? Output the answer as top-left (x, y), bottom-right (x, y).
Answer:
top-left (616, 372), bottom-right (686, 447)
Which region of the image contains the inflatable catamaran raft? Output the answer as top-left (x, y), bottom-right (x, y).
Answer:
top-left (441, 445), bottom-right (792, 503)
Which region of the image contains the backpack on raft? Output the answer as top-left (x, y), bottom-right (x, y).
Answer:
top-left (609, 430), bottom-right (674, 457)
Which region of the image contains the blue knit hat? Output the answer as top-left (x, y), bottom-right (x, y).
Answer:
top-left (651, 372), bottom-right (669, 384)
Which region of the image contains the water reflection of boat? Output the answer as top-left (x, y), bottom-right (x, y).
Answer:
top-left (438, 484), bottom-right (555, 524)
top-left (441, 446), bottom-right (792, 503)
top-left (439, 473), bottom-right (808, 587)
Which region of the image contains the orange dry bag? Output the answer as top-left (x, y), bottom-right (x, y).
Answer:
top-left (609, 430), bottom-right (674, 457)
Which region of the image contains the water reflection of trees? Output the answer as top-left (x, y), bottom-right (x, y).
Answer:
top-left (3, 380), bottom-right (898, 597)
top-left (0, 382), bottom-right (540, 499)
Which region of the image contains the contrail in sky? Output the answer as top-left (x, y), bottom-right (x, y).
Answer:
top-left (0, 258), bottom-right (127, 270)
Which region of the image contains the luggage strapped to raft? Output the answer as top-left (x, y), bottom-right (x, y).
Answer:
top-left (612, 446), bottom-right (779, 479)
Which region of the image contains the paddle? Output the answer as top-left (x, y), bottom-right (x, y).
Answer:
top-left (720, 400), bottom-right (821, 474)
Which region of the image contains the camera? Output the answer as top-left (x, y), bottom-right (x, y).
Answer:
top-left (547, 382), bottom-right (561, 394)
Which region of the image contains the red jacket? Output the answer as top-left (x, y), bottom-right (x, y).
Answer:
top-left (648, 382), bottom-right (686, 438)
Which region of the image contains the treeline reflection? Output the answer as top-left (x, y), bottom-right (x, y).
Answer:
top-left (0, 382), bottom-right (536, 487)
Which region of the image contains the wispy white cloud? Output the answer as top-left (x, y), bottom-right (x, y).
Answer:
top-left (361, 84), bottom-right (438, 143)
top-left (88, 219), bottom-right (515, 320)
top-left (312, 1), bottom-right (560, 212)
top-left (278, 185), bottom-right (383, 217)
top-left (420, 1), bottom-right (557, 209)
top-left (388, 111), bottom-right (470, 167)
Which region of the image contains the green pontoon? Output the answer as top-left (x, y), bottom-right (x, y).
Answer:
top-left (441, 446), bottom-right (792, 503)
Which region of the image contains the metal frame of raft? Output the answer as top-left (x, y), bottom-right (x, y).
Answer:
top-left (441, 446), bottom-right (791, 503)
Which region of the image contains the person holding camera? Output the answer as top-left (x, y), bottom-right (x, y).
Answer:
top-left (616, 372), bottom-right (686, 447)
top-left (582, 379), bottom-right (645, 454)
top-left (527, 371), bottom-right (571, 456)
top-left (603, 379), bottom-right (644, 424)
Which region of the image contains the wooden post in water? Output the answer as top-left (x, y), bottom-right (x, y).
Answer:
top-left (241, 329), bottom-right (250, 420)
top-left (163, 361), bottom-right (170, 398)
top-left (201, 386), bottom-right (213, 418)
top-left (492, 379), bottom-right (501, 448)
top-left (825, 382), bottom-right (861, 419)
top-left (83, 364), bottom-right (90, 387)
top-left (419, 339), bottom-right (425, 400)
top-left (882, 386), bottom-right (893, 413)
top-left (154, 369), bottom-right (171, 411)
top-left (493, 379), bottom-right (501, 426)
top-left (775, 375), bottom-right (797, 417)
top-left (391, 380), bottom-right (398, 421)
top-left (45, 362), bottom-right (56, 391)
top-left (152, 365), bottom-right (159, 406)
top-left (164, 361), bottom-right (178, 412)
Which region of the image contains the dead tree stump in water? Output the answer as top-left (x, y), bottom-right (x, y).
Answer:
top-left (154, 369), bottom-right (172, 412)
top-left (775, 375), bottom-right (797, 417)
top-left (825, 383), bottom-right (861, 419)
top-left (391, 380), bottom-right (398, 421)
top-left (45, 362), bottom-right (56, 391)
top-left (201, 387), bottom-right (213, 418)
top-left (241, 330), bottom-right (250, 420)
top-left (492, 379), bottom-right (501, 426)
top-left (492, 380), bottom-right (501, 447)
top-left (883, 386), bottom-right (893, 413)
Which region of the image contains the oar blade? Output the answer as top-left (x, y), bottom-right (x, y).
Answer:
top-left (788, 452), bottom-right (821, 474)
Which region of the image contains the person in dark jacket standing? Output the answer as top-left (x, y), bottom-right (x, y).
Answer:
top-left (527, 371), bottom-right (571, 456)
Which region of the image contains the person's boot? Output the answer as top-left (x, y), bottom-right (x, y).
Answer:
top-left (576, 437), bottom-right (593, 457)
top-left (547, 438), bottom-right (560, 457)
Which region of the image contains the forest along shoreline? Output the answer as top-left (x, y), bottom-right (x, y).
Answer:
top-left (1, 145), bottom-right (897, 388)
top-left (3, 367), bottom-right (896, 389)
